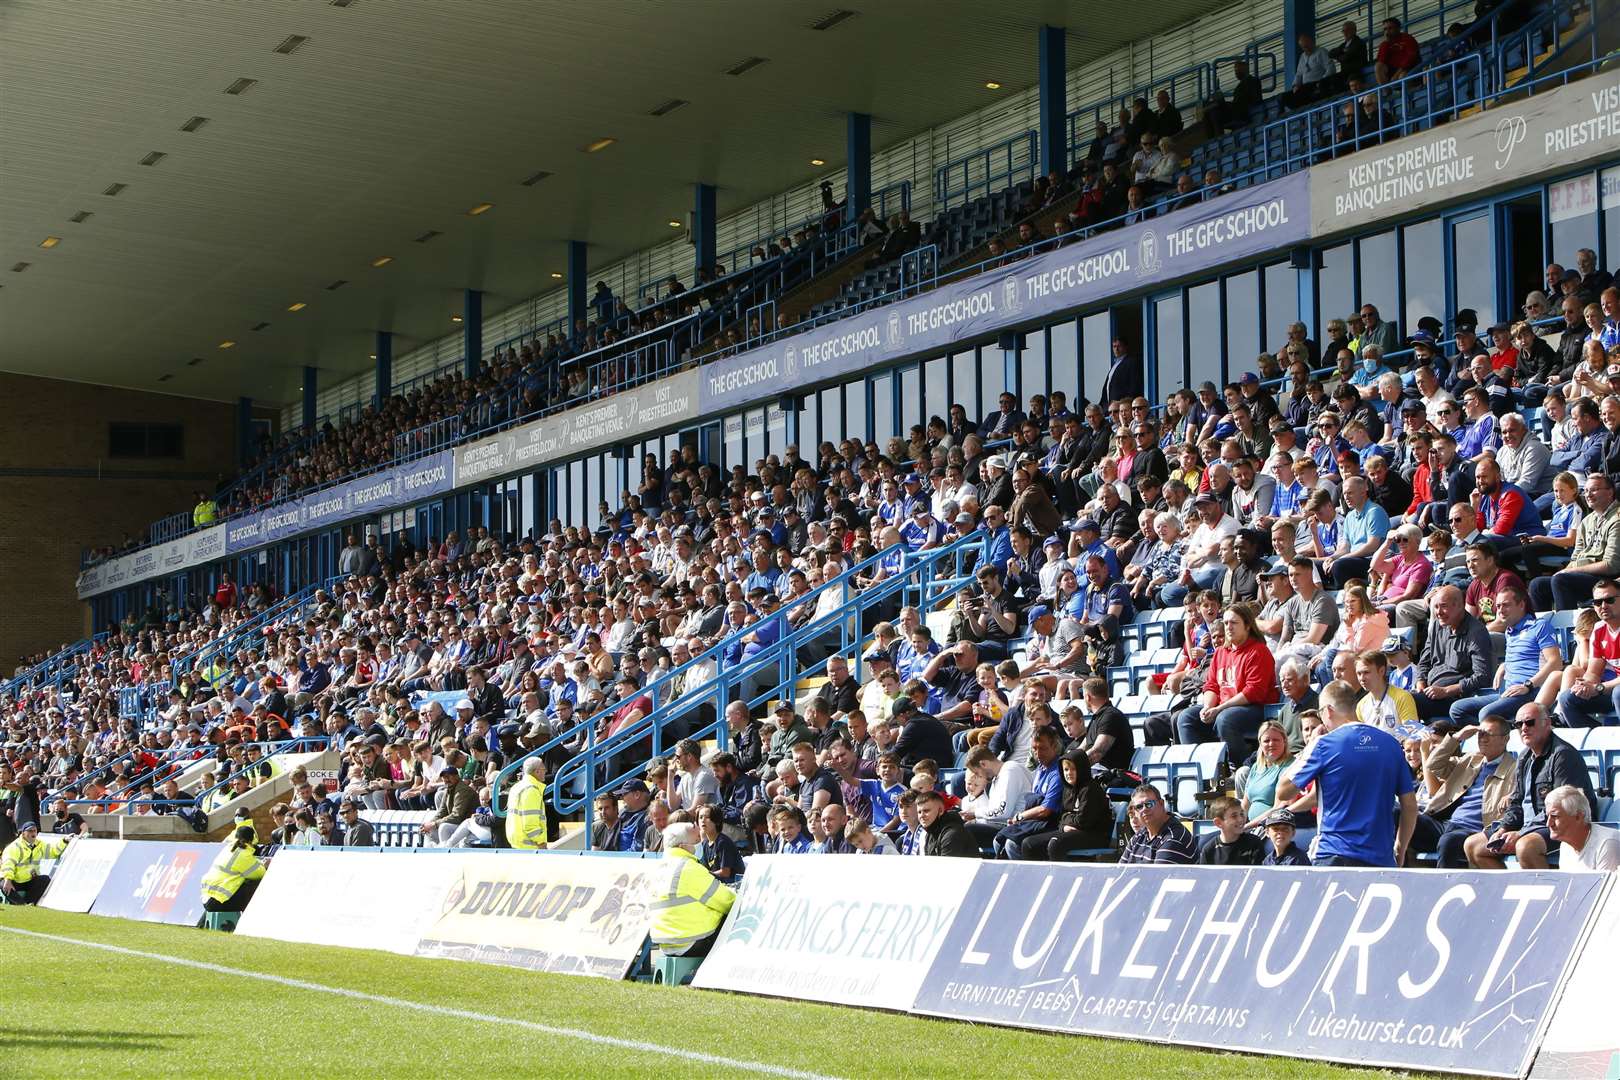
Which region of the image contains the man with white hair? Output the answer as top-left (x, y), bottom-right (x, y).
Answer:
top-left (650, 822), bottom-right (737, 959)
top-left (1547, 783), bottom-right (1620, 871)
top-left (504, 757), bottom-right (549, 849)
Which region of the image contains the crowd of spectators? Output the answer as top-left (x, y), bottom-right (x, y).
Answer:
top-left (11, 246), bottom-right (1620, 878)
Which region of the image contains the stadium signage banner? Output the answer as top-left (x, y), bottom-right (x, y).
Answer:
top-left (224, 449), bottom-right (455, 554)
top-left (699, 172), bottom-right (1310, 414)
top-left (88, 840), bottom-right (221, 926)
top-left (235, 848), bottom-right (447, 955)
top-left (414, 853), bottom-right (661, 978)
top-left (1528, 875), bottom-right (1620, 1078)
top-left (453, 370), bottom-right (698, 489)
top-left (40, 837), bottom-right (128, 914)
top-left (912, 864), bottom-right (1603, 1077)
top-left (1311, 73), bottom-right (1620, 235)
top-left (75, 525), bottom-right (225, 600)
top-left (692, 854), bottom-right (979, 1009)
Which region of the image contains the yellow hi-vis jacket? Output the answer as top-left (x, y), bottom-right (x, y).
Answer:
top-left (193, 499), bottom-right (218, 527)
top-left (505, 777), bottom-right (548, 849)
top-left (650, 846), bottom-right (736, 955)
top-left (200, 841), bottom-right (265, 905)
top-left (0, 833), bottom-right (68, 884)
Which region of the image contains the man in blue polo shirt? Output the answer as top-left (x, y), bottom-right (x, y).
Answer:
top-left (1072, 518), bottom-right (1120, 578)
top-left (1448, 584), bottom-right (1562, 726)
top-left (1324, 475), bottom-right (1389, 588)
top-left (1278, 679), bottom-right (1417, 867)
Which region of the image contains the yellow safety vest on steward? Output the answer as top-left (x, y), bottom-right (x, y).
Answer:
top-left (650, 847), bottom-right (736, 955)
top-left (200, 842), bottom-right (265, 904)
top-left (0, 834), bottom-right (68, 884)
top-left (505, 777), bottom-right (548, 849)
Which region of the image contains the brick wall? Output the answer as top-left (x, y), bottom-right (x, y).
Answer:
top-left (0, 373), bottom-right (251, 668)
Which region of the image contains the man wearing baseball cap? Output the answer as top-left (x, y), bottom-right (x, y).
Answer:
top-left (0, 819), bottom-right (71, 905)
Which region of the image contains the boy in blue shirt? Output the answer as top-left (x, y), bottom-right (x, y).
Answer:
top-left (860, 752), bottom-right (907, 830)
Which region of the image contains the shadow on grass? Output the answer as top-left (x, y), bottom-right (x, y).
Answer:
top-left (0, 1028), bottom-right (185, 1052)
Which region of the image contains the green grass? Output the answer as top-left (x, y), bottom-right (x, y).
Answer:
top-left (0, 906), bottom-right (1413, 1079)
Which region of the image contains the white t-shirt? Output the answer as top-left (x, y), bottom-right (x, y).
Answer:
top-left (1562, 826), bottom-right (1620, 872)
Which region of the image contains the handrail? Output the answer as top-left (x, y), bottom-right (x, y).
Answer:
top-left (933, 130), bottom-right (1040, 210)
top-left (85, 49), bottom-right (1618, 586)
top-left (487, 536), bottom-right (911, 823)
top-left (64, 736), bottom-right (329, 813)
top-left (546, 530), bottom-right (987, 848)
top-left (1063, 60), bottom-right (1217, 160)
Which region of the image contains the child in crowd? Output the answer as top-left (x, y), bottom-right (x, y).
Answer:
top-left (1198, 796), bottom-right (1266, 865)
top-left (1261, 808), bottom-right (1311, 866)
top-left (861, 752), bottom-right (907, 831)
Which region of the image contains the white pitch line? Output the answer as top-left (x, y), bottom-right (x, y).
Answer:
top-left (0, 925), bottom-right (838, 1080)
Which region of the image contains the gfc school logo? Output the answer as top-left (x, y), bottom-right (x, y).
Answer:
top-left (784, 345), bottom-right (798, 378)
top-left (1137, 228), bottom-right (1162, 278)
top-left (886, 312), bottom-right (903, 350)
top-left (1001, 275), bottom-right (1022, 315)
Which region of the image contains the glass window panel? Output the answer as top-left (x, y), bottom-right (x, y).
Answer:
top-left (900, 365), bottom-right (922, 433)
top-left (980, 354), bottom-right (1002, 422)
top-left (625, 451), bottom-right (642, 509)
top-left (923, 357), bottom-right (948, 426)
top-left (1357, 230), bottom-right (1398, 332)
top-left (1603, 167), bottom-right (1620, 272)
top-left (723, 414), bottom-right (743, 474)
top-left (1316, 242), bottom-right (1353, 338)
top-left (1020, 328), bottom-right (1048, 404)
top-left (818, 387), bottom-right (842, 446)
top-left (800, 391), bottom-right (819, 453)
top-left (767, 405), bottom-right (788, 460)
top-left (1402, 218), bottom-right (1443, 335)
top-left (1154, 294), bottom-right (1186, 399)
top-left (585, 457), bottom-right (602, 529)
top-left (744, 408), bottom-right (766, 469)
top-left (1451, 213), bottom-right (1495, 330)
top-left (1550, 172), bottom-right (1598, 271)
top-left (1224, 271), bottom-right (1260, 375)
top-left (872, 372), bottom-right (895, 448)
top-left (847, 382), bottom-right (867, 444)
top-left (1263, 262), bottom-right (1296, 354)
top-left (1081, 313), bottom-right (1111, 404)
top-left (1049, 320), bottom-right (1079, 408)
top-left (1187, 281), bottom-right (1222, 389)
top-left (951, 350), bottom-right (976, 420)
top-left (568, 460), bottom-right (585, 527)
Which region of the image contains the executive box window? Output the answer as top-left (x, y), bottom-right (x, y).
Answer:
top-left (108, 422), bottom-right (183, 458)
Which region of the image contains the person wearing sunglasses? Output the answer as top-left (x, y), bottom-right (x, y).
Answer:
top-left (1118, 783), bottom-right (1196, 864)
top-left (1555, 578), bottom-right (1620, 727)
top-left (1463, 703), bottom-right (1594, 870)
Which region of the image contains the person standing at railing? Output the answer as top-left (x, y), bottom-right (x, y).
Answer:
top-left (191, 492), bottom-right (217, 528)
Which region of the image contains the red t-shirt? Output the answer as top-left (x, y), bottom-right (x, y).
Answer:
top-left (1465, 568), bottom-right (1526, 625)
top-left (1592, 622), bottom-right (1620, 680)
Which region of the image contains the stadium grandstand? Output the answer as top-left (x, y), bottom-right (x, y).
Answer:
top-left (5, 0), bottom-right (1620, 1075)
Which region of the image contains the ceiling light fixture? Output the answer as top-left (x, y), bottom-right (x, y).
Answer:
top-left (667, 219), bottom-right (682, 228)
top-left (223, 77), bottom-right (257, 95)
top-left (69, 210), bottom-right (92, 223)
top-left (467, 202), bottom-right (493, 216)
top-left (520, 170), bottom-right (553, 187)
top-left (370, 255), bottom-right (393, 267)
top-left (139, 151), bottom-right (167, 166)
top-left (414, 230), bottom-right (441, 243)
top-left (179, 116), bottom-right (209, 132)
top-left (810, 158), bottom-right (826, 166)
top-left (39, 237), bottom-right (60, 249)
top-left (287, 302), bottom-right (306, 312)
top-left (984, 81), bottom-right (1002, 90)
top-left (368, 353), bottom-right (377, 360)
top-left (581, 137), bottom-right (617, 153)
top-left (103, 183), bottom-right (126, 196)
top-left (272, 34), bottom-right (309, 55)
top-left (219, 340), bottom-right (236, 349)
top-left (451, 314), bottom-right (463, 323)
top-left (550, 271), bottom-right (563, 279)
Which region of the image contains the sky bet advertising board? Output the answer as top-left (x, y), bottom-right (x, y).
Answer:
top-left (87, 840), bottom-right (220, 926)
top-left (700, 172), bottom-right (1309, 414)
top-left (911, 863), bottom-right (1604, 1077)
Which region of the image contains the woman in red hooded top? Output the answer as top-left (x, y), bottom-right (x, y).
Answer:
top-left (1175, 602), bottom-right (1278, 763)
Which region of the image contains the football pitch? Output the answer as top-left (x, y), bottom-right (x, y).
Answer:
top-left (0, 907), bottom-right (1412, 1079)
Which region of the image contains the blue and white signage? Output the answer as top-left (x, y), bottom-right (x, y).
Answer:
top-left (701, 172), bottom-right (1310, 413)
top-left (222, 450), bottom-right (453, 554)
top-left (912, 863), bottom-right (1604, 1077)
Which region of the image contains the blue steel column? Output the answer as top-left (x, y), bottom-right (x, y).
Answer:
top-left (566, 240), bottom-right (588, 330)
top-left (374, 331), bottom-right (392, 404)
top-left (1038, 25), bottom-right (1067, 175)
top-left (302, 367), bottom-right (317, 432)
top-left (1282, 0), bottom-right (1316, 89)
top-left (463, 289), bottom-right (482, 377)
top-left (846, 112), bottom-right (872, 217)
top-left (693, 183), bottom-right (716, 277)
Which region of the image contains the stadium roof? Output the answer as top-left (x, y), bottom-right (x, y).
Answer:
top-left (0, 0), bottom-right (1227, 405)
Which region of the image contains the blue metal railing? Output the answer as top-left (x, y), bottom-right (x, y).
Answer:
top-left (491, 531), bottom-right (986, 848)
top-left (89, 40), bottom-right (1614, 590)
top-left (1063, 60), bottom-right (1218, 161)
top-left (934, 130), bottom-right (1040, 210)
top-left (64, 736), bottom-right (329, 814)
